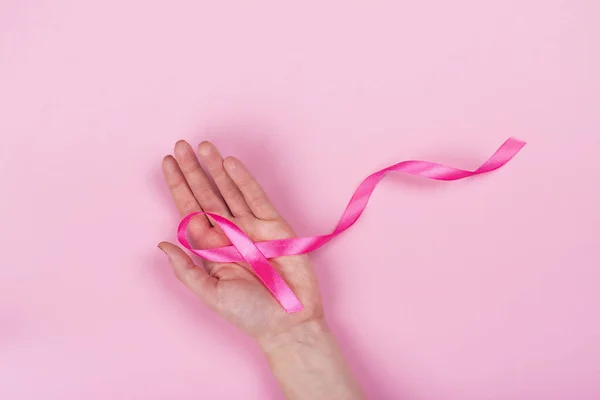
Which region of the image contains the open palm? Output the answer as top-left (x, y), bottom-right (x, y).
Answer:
top-left (159, 141), bottom-right (323, 343)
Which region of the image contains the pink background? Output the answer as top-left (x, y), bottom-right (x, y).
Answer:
top-left (1, 1), bottom-right (599, 399)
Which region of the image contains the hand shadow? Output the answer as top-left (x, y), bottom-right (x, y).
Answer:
top-left (196, 122), bottom-right (426, 399)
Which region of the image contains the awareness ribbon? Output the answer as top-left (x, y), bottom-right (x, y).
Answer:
top-left (178, 137), bottom-right (526, 313)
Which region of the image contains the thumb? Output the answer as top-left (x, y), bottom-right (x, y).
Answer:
top-left (158, 241), bottom-right (218, 308)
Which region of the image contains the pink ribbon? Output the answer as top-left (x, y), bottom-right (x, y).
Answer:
top-left (178, 137), bottom-right (526, 313)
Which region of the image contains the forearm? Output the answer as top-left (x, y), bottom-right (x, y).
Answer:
top-left (259, 319), bottom-right (366, 400)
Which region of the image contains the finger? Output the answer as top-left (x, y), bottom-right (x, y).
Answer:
top-left (158, 242), bottom-right (218, 308)
top-left (162, 155), bottom-right (211, 232)
top-left (222, 156), bottom-right (280, 220)
top-left (173, 140), bottom-right (232, 220)
top-left (197, 141), bottom-right (253, 217)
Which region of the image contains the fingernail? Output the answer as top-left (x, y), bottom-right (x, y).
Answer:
top-left (157, 244), bottom-right (170, 259)
top-left (223, 157), bottom-right (236, 171)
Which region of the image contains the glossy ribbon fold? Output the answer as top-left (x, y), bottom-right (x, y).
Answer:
top-left (178, 137), bottom-right (526, 313)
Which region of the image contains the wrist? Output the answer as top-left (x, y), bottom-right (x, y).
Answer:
top-left (258, 317), bottom-right (330, 355)
top-left (258, 317), bottom-right (366, 400)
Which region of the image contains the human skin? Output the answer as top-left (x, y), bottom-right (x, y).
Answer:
top-left (158, 140), bottom-right (365, 400)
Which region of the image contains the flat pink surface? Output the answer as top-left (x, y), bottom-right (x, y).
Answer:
top-left (1, 1), bottom-right (599, 399)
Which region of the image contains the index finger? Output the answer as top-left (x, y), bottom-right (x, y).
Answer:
top-left (162, 155), bottom-right (211, 232)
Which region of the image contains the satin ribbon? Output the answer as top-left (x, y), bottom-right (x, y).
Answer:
top-left (177, 137), bottom-right (526, 313)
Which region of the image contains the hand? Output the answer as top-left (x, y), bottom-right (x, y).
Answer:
top-left (158, 140), bottom-right (324, 345)
top-left (159, 140), bottom-right (365, 399)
